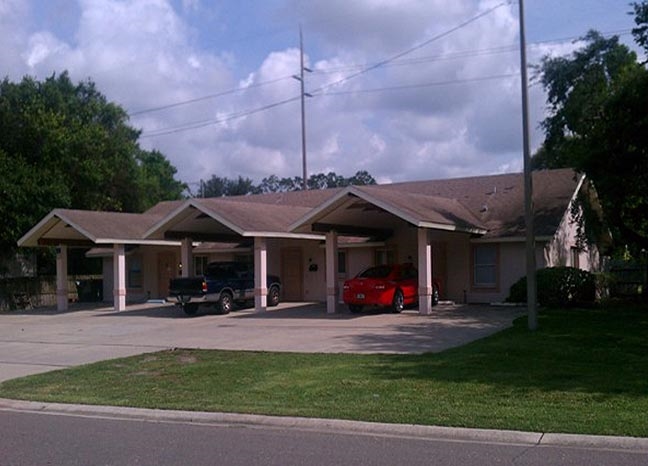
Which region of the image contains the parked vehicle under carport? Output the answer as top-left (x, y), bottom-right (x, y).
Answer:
top-left (342, 263), bottom-right (440, 313)
top-left (168, 262), bottom-right (281, 315)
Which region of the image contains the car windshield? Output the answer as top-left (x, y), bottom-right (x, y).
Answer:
top-left (357, 265), bottom-right (393, 279)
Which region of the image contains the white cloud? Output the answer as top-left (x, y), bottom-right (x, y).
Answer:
top-left (2, 0), bottom-right (583, 187)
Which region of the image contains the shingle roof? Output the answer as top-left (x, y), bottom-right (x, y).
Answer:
top-left (353, 185), bottom-right (487, 232)
top-left (218, 187), bottom-right (342, 208)
top-left (55, 209), bottom-right (163, 241)
top-left (18, 208), bottom-right (180, 247)
top-left (20, 168), bottom-right (582, 247)
top-left (382, 168), bottom-right (579, 238)
top-left (194, 198), bottom-right (316, 233)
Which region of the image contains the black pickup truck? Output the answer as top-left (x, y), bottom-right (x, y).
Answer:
top-left (168, 261), bottom-right (281, 315)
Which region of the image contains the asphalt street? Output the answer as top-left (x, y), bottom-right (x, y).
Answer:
top-left (1, 409), bottom-right (646, 466)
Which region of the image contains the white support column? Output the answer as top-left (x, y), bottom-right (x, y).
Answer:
top-left (254, 237), bottom-right (268, 312)
top-left (113, 244), bottom-right (126, 312)
top-left (55, 244), bottom-right (68, 312)
top-left (180, 238), bottom-right (193, 277)
top-left (325, 231), bottom-right (339, 314)
top-left (417, 228), bottom-right (433, 316)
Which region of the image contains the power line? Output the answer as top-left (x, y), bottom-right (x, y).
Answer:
top-left (310, 29), bottom-right (633, 74)
top-left (139, 95), bottom-right (301, 138)
top-left (136, 10), bottom-right (632, 139)
top-left (129, 28), bottom-right (632, 120)
top-left (128, 75), bottom-right (294, 117)
top-left (309, 1), bottom-right (512, 95)
top-left (316, 73), bottom-right (520, 96)
top-left (139, 73), bottom-right (520, 138)
top-left (137, 2), bottom-right (510, 138)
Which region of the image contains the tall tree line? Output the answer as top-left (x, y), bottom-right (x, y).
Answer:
top-left (196, 171), bottom-right (376, 198)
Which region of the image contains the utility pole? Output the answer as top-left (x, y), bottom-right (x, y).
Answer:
top-left (293, 25), bottom-right (312, 190)
top-left (518, 0), bottom-right (537, 330)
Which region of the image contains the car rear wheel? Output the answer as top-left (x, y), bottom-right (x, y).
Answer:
top-left (348, 304), bottom-right (363, 313)
top-left (268, 285), bottom-right (280, 307)
top-left (183, 303), bottom-right (198, 316)
top-left (391, 289), bottom-right (404, 313)
top-left (218, 292), bottom-right (233, 314)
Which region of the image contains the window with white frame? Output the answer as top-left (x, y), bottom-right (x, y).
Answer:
top-left (473, 245), bottom-right (497, 288)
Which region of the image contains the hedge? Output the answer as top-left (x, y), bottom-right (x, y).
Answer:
top-left (507, 267), bottom-right (596, 307)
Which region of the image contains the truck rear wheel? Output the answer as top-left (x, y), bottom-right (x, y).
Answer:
top-left (218, 292), bottom-right (233, 314)
top-left (268, 285), bottom-right (280, 307)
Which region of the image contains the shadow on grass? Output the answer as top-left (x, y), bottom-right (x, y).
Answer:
top-left (368, 307), bottom-right (648, 397)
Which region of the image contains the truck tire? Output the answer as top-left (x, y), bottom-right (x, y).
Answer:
top-left (432, 284), bottom-right (440, 306)
top-left (218, 292), bottom-right (233, 314)
top-left (268, 285), bottom-right (280, 307)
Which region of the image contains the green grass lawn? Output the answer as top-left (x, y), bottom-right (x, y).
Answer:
top-left (1, 306), bottom-right (647, 437)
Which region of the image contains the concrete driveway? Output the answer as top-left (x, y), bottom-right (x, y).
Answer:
top-left (0, 302), bottom-right (524, 382)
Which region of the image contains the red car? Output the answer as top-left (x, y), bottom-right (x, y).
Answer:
top-left (342, 263), bottom-right (440, 313)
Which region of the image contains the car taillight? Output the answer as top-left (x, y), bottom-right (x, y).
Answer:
top-left (202, 281), bottom-right (207, 293)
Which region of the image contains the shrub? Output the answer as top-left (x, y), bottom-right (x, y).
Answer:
top-left (507, 267), bottom-right (596, 307)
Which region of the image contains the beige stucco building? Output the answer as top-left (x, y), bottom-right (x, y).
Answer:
top-left (18, 168), bottom-right (603, 313)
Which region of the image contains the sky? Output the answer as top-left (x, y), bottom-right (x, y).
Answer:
top-left (0, 0), bottom-right (641, 190)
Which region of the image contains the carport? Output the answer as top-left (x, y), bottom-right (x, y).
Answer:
top-left (143, 197), bottom-right (326, 312)
top-left (17, 208), bottom-right (181, 312)
top-left (289, 185), bottom-right (487, 315)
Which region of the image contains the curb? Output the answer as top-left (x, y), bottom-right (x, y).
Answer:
top-left (1, 398), bottom-right (647, 451)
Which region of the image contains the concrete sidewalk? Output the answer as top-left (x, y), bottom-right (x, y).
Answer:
top-left (0, 302), bottom-right (523, 382)
top-left (1, 398), bottom-right (647, 452)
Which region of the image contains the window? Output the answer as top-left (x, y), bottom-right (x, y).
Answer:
top-left (194, 256), bottom-right (208, 276)
top-left (128, 255), bottom-right (143, 289)
top-left (473, 245), bottom-right (497, 288)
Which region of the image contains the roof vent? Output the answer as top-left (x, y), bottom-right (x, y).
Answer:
top-left (480, 204), bottom-right (488, 213)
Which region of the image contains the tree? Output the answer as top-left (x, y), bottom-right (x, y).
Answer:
top-left (632, 1), bottom-right (648, 57)
top-left (348, 170), bottom-right (377, 186)
top-left (535, 26), bottom-right (648, 253)
top-left (0, 72), bottom-right (185, 262)
top-left (201, 175), bottom-right (259, 197)
top-left (136, 149), bottom-right (186, 210)
top-left (256, 171), bottom-right (376, 194)
top-left (257, 175), bottom-right (302, 193)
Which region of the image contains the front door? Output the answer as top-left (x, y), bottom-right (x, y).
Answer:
top-left (281, 248), bottom-right (303, 301)
top-left (157, 252), bottom-right (177, 298)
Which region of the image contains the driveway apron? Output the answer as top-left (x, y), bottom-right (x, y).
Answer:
top-left (0, 302), bottom-right (523, 382)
